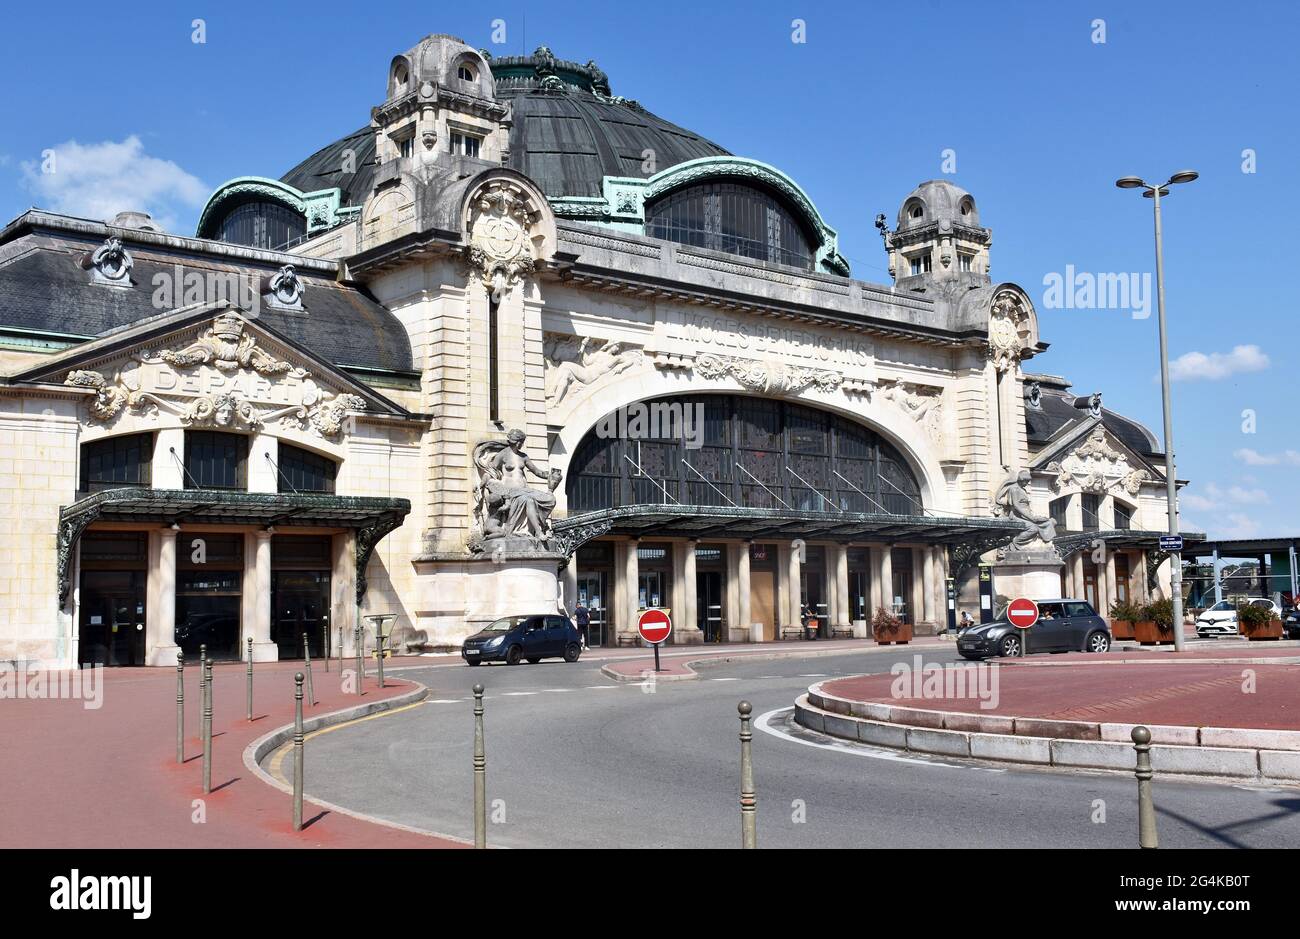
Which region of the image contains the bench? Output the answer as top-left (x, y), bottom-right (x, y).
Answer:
top-left (829, 625), bottom-right (854, 639)
top-left (780, 626), bottom-right (804, 640)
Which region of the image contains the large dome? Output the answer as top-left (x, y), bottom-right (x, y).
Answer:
top-left (277, 46), bottom-right (729, 210)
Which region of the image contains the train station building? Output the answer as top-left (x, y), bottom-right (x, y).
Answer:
top-left (0, 33), bottom-right (1185, 665)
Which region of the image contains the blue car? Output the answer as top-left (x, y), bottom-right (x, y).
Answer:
top-left (461, 614), bottom-right (583, 666)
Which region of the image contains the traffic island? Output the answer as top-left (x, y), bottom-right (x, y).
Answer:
top-left (792, 654), bottom-right (1300, 784)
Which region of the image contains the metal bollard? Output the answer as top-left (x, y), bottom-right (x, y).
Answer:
top-left (175, 651), bottom-right (185, 763)
top-left (473, 683), bottom-right (486, 848)
top-left (354, 624), bottom-right (363, 696)
top-left (739, 700), bottom-right (757, 848)
top-left (1132, 725), bottom-right (1158, 849)
top-left (246, 637), bottom-right (254, 720)
top-left (323, 620), bottom-right (330, 673)
top-left (199, 643), bottom-right (207, 703)
top-left (303, 632), bottom-right (315, 705)
top-left (202, 658), bottom-right (213, 794)
top-left (376, 627), bottom-right (386, 689)
top-left (293, 672), bottom-right (305, 831)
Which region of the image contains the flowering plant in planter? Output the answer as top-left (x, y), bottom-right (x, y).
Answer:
top-left (1236, 602), bottom-right (1282, 640)
top-left (1135, 598), bottom-right (1175, 645)
top-left (872, 606), bottom-right (911, 645)
top-left (1108, 600), bottom-right (1140, 640)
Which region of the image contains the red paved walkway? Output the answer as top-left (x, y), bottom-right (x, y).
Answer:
top-left (823, 653), bottom-right (1300, 730)
top-left (0, 660), bottom-right (465, 848)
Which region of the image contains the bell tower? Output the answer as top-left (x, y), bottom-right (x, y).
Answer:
top-left (879, 180), bottom-right (992, 293)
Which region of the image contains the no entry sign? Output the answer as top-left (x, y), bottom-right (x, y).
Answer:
top-left (638, 608), bottom-right (672, 644)
top-left (1006, 597), bottom-right (1039, 630)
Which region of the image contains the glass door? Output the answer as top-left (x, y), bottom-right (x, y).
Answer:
top-left (271, 571), bottom-right (330, 659)
top-left (576, 572), bottom-right (607, 647)
top-left (78, 570), bottom-right (146, 666)
top-left (697, 571), bottom-right (724, 642)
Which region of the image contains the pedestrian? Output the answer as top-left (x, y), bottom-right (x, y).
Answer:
top-left (574, 600), bottom-right (590, 651)
top-left (801, 602), bottom-right (818, 640)
top-left (959, 610), bottom-right (974, 632)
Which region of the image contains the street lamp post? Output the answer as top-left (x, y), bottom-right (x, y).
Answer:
top-left (1116, 170), bottom-right (1198, 652)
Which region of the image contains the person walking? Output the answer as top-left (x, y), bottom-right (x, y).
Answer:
top-left (574, 601), bottom-right (591, 651)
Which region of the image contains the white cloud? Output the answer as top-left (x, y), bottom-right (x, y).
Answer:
top-left (1216, 512), bottom-right (1261, 540)
top-left (1181, 482), bottom-right (1269, 513)
top-left (1169, 344), bottom-right (1270, 382)
top-left (1234, 448), bottom-right (1300, 467)
top-left (20, 136), bottom-right (207, 231)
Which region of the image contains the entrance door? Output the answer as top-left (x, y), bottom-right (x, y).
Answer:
top-left (638, 572), bottom-right (665, 610)
top-left (78, 571), bottom-right (146, 666)
top-left (271, 571), bottom-right (330, 659)
top-left (751, 570), bottom-right (776, 641)
top-left (697, 571), bottom-right (724, 642)
top-left (800, 569), bottom-right (827, 634)
top-left (576, 572), bottom-right (607, 647)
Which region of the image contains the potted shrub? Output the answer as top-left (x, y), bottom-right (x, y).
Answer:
top-left (1237, 602), bottom-right (1282, 640)
top-left (872, 606), bottom-right (912, 645)
top-left (1135, 598), bottom-right (1176, 645)
top-left (1108, 600), bottom-right (1138, 641)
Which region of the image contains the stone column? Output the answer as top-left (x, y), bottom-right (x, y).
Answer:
top-left (560, 558), bottom-right (578, 617)
top-left (146, 527), bottom-right (180, 665)
top-left (879, 546), bottom-right (894, 616)
top-left (737, 542), bottom-right (752, 642)
top-left (868, 545), bottom-right (884, 616)
top-left (1104, 548), bottom-right (1117, 616)
top-left (1071, 551), bottom-right (1085, 603)
top-left (834, 544), bottom-right (849, 629)
top-left (922, 546), bottom-right (938, 625)
top-left (788, 542), bottom-right (803, 631)
top-left (624, 538), bottom-right (639, 640)
top-left (251, 529), bottom-right (277, 661)
top-left (680, 540), bottom-right (701, 644)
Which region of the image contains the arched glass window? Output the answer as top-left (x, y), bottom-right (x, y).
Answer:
top-left (645, 181), bottom-right (816, 270)
top-left (277, 443), bottom-right (337, 494)
top-left (80, 432), bottom-right (152, 493)
top-left (567, 395), bottom-right (922, 514)
top-left (213, 199), bottom-right (306, 250)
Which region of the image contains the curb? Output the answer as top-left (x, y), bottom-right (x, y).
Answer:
top-left (242, 680), bottom-right (473, 846)
top-left (795, 684), bottom-right (1300, 785)
top-left (598, 641), bottom-right (925, 683)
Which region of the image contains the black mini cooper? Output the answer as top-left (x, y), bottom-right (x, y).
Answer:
top-left (461, 614), bottom-right (583, 666)
top-left (956, 599), bottom-right (1112, 659)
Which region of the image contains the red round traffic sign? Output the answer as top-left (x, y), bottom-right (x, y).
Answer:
top-left (638, 608), bottom-right (672, 644)
top-left (1006, 597), bottom-right (1039, 630)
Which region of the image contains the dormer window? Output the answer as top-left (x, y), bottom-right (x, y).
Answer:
top-left (909, 253), bottom-right (932, 276)
top-left (450, 132), bottom-right (482, 158)
top-left (959, 198), bottom-right (974, 217)
top-left (457, 63), bottom-right (476, 82)
top-left (909, 204), bottom-right (924, 219)
top-left (392, 62), bottom-right (409, 97)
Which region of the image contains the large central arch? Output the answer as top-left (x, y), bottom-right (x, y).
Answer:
top-left (565, 393), bottom-right (923, 516)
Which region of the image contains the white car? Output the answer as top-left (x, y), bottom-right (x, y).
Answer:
top-left (1195, 598), bottom-right (1280, 637)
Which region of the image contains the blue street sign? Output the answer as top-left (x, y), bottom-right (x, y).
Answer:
top-left (1159, 535), bottom-right (1184, 552)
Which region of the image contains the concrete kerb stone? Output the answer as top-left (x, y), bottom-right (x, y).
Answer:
top-left (799, 684), bottom-right (1300, 783)
top-left (241, 680), bottom-right (473, 846)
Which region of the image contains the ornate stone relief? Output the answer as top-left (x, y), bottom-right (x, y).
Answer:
top-left (543, 335), bottom-right (644, 406)
top-left (988, 291), bottom-right (1031, 373)
top-left (263, 264), bottom-right (304, 310)
top-left (64, 313), bottom-right (365, 438)
top-left (1044, 427), bottom-right (1148, 496)
top-left (878, 380), bottom-right (943, 442)
top-left (466, 182), bottom-right (546, 303)
top-left (694, 353), bottom-right (844, 396)
top-left (81, 236), bottom-right (133, 286)
top-left (141, 312), bottom-right (308, 377)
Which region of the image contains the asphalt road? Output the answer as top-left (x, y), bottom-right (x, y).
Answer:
top-left (270, 647), bottom-right (1300, 848)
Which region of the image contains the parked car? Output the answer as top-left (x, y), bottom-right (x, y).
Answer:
top-left (1195, 598), bottom-right (1280, 638)
top-left (461, 614), bottom-right (583, 666)
top-left (957, 599), bottom-right (1111, 660)
top-left (1281, 606), bottom-right (1300, 640)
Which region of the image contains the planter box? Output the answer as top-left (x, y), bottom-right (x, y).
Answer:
top-left (1241, 617), bottom-right (1283, 641)
top-left (1111, 619), bottom-right (1135, 640)
top-left (1134, 620), bottom-right (1174, 645)
top-left (873, 621), bottom-right (913, 645)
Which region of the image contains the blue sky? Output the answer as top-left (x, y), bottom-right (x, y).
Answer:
top-left (1, 0), bottom-right (1295, 542)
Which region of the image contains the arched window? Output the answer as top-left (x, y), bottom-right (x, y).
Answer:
top-left (392, 62), bottom-right (410, 96)
top-left (80, 432), bottom-right (152, 493)
top-left (566, 395), bottom-right (922, 514)
top-left (645, 181), bottom-right (816, 270)
top-left (909, 203), bottom-right (924, 219)
top-left (277, 443), bottom-right (337, 494)
top-left (213, 199), bottom-right (306, 250)
top-left (457, 63), bottom-right (476, 82)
